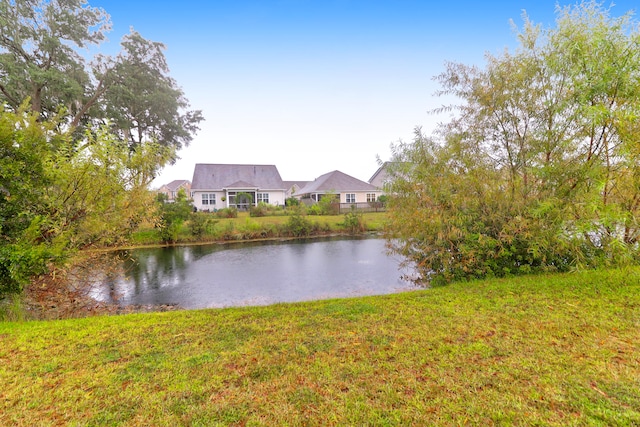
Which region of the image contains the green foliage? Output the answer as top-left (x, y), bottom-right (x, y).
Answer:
top-left (188, 212), bottom-right (217, 238)
top-left (341, 209), bottom-right (366, 233)
top-left (249, 202), bottom-right (283, 217)
top-left (0, 0), bottom-right (202, 294)
top-left (0, 108), bottom-right (176, 295)
top-left (284, 209), bottom-right (313, 237)
top-left (317, 193), bottom-right (339, 215)
top-left (285, 197), bottom-right (300, 207)
top-left (0, 0), bottom-right (203, 151)
top-left (0, 293), bottom-right (24, 321)
top-left (386, 1), bottom-right (640, 284)
top-left (46, 126), bottom-right (172, 248)
top-left (0, 108), bottom-right (65, 295)
top-left (307, 204), bottom-right (322, 215)
top-left (156, 189), bottom-right (193, 243)
top-left (215, 207), bottom-right (238, 219)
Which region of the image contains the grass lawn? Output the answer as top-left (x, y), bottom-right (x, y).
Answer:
top-left (128, 211), bottom-right (389, 247)
top-left (1, 268), bottom-right (639, 426)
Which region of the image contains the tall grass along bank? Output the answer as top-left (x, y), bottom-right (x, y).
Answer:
top-left (1, 268), bottom-right (639, 425)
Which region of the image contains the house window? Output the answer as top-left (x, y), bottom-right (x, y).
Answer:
top-left (366, 193), bottom-right (376, 202)
top-left (257, 193), bottom-right (269, 204)
top-left (346, 193), bottom-right (356, 204)
top-left (201, 193), bottom-right (216, 205)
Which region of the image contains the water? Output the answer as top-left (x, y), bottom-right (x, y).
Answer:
top-left (89, 237), bottom-right (416, 309)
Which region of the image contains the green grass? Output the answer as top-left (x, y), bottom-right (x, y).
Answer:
top-left (129, 211), bottom-right (387, 246)
top-left (1, 268), bottom-right (639, 426)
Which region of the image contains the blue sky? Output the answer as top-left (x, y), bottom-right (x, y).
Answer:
top-left (88, 0), bottom-right (638, 185)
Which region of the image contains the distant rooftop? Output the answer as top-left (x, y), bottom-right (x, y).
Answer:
top-left (191, 164), bottom-right (285, 190)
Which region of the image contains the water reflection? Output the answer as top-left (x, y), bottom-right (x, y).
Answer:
top-left (91, 237), bottom-right (416, 309)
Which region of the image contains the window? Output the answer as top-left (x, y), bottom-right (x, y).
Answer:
top-left (366, 193), bottom-right (376, 202)
top-left (257, 193), bottom-right (269, 204)
top-left (201, 193), bottom-right (216, 205)
top-left (346, 193), bottom-right (356, 204)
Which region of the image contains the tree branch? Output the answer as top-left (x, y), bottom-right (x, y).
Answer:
top-left (0, 82), bottom-right (19, 107)
top-left (70, 77), bottom-right (109, 128)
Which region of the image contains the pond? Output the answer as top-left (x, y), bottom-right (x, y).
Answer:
top-left (88, 237), bottom-right (417, 309)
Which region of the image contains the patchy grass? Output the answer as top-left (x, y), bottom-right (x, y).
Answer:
top-left (1, 268), bottom-right (639, 426)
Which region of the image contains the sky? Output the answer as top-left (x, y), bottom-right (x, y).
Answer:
top-left (88, 0), bottom-right (638, 186)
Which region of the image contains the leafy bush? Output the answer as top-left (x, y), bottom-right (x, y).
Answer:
top-left (342, 210), bottom-right (366, 233)
top-left (156, 189), bottom-right (193, 243)
top-left (215, 207), bottom-right (238, 218)
top-left (250, 202), bottom-right (284, 217)
top-left (189, 212), bottom-right (217, 238)
top-left (285, 197), bottom-right (300, 207)
top-left (385, 2), bottom-right (640, 285)
top-left (318, 194), bottom-right (340, 215)
top-left (307, 204), bottom-right (322, 216)
top-left (284, 210), bottom-right (313, 237)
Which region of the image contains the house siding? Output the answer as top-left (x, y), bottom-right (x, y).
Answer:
top-left (339, 191), bottom-right (382, 204)
top-left (192, 190), bottom-right (226, 211)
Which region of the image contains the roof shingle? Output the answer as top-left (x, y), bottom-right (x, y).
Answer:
top-left (191, 164), bottom-right (285, 190)
top-left (298, 170), bottom-right (378, 194)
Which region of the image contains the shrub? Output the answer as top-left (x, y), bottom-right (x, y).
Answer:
top-left (342, 210), bottom-right (366, 233)
top-left (308, 204), bottom-right (322, 216)
top-left (249, 202), bottom-right (285, 217)
top-left (285, 197), bottom-right (300, 207)
top-left (285, 210), bottom-right (313, 237)
top-left (189, 212), bottom-right (217, 238)
top-left (215, 207), bottom-right (238, 218)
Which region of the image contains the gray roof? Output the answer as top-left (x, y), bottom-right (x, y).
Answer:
top-left (164, 179), bottom-right (190, 191)
top-left (298, 170), bottom-right (379, 194)
top-left (191, 164), bottom-right (285, 190)
top-left (283, 180), bottom-right (310, 189)
top-left (369, 162), bottom-right (389, 183)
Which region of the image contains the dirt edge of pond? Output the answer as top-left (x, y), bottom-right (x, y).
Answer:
top-left (23, 263), bottom-right (181, 321)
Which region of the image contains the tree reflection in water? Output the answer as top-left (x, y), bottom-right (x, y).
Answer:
top-left (87, 238), bottom-right (416, 309)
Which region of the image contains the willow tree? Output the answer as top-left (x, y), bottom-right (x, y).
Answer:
top-left (386, 1), bottom-right (640, 284)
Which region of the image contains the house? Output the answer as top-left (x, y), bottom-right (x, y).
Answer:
top-left (191, 164), bottom-right (287, 211)
top-left (283, 180), bottom-right (310, 199)
top-left (369, 162), bottom-right (391, 190)
top-left (295, 170), bottom-right (383, 210)
top-left (157, 179), bottom-right (191, 202)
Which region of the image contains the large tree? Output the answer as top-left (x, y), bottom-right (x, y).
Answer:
top-left (0, 0), bottom-right (203, 154)
top-left (0, 106), bottom-right (174, 296)
top-left (386, 1), bottom-right (640, 284)
top-left (0, 0), bottom-right (203, 296)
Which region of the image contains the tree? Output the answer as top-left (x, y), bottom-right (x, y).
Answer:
top-left (0, 0), bottom-right (109, 119)
top-left (386, 1), bottom-right (640, 284)
top-left (0, 0), bottom-right (204, 295)
top-left (0, 106), bottom-right (64, 294)
top-left (0, 106), bottom-right (174, 296)
top-left (45, 125), bottom-right (174, 248)
top-left (0, 0), bottom-right (203, 155)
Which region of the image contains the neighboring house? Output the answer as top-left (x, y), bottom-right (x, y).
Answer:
top-left (283, 181), bottom-right (310, 199)
top-left (191, 164), bottom-right (287, 211)
top-left (369, 162), bottom-right (393, 191)
top-left (157, 180), bottom-right (191, 202)
top-left (295, 170), bottom-right (383, 209)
